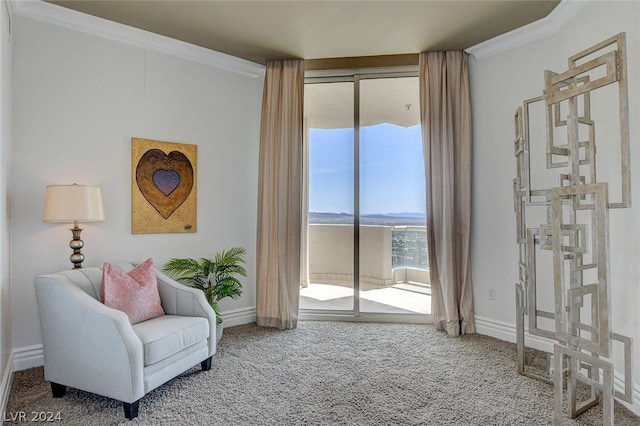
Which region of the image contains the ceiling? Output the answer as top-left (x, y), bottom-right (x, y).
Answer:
top-left (49, 0), bottom-right (561, 65)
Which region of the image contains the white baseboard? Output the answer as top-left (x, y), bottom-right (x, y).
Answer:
top-left (475, 315), bottom-right (555, 353)
top-left (475, 315), bottom-right (640, 416)
top-left (13, 344), bottom-right (44, 371)
top-left (220, 306), bottom-right (256, 328)
top-left (0, 351), bottom-right (14, 415)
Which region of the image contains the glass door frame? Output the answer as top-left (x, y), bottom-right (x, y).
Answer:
top-left (300, 66), bottom-right (432, 324)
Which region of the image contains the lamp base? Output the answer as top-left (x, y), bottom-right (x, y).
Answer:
top-left (69, 223), bottom-right (85, 269)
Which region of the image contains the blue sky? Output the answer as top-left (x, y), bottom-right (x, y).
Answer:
top-left (309, 123), bottom-right (426, 215)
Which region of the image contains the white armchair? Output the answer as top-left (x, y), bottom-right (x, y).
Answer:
top-left (35, 263), bottom-right (216, 420)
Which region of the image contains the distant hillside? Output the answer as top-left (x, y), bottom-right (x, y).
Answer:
top-left (309, 212), bottom-right (426, 226)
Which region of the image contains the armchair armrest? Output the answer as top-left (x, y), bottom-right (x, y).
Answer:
top-left (35, 274), bottom-right (145, 403)
top-left (153, 268), bottom-right (217, 355)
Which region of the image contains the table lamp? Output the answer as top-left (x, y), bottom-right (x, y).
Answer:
top-left (42, 183), bottom-right (106, 269)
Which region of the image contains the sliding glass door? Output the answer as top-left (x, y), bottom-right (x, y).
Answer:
top-left (301, 80), bottom-right (355, 311)
top-left (300, 69), bottom-right (430, 322)
top-left (358, 76), bottom-right (429, 315)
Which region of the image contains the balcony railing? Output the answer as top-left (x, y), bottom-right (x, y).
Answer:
top-left (306, 224), bottom-right (429, 286)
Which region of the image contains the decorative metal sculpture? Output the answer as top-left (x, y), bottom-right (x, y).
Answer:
top-left (513, 33), bottom-right (633, 425)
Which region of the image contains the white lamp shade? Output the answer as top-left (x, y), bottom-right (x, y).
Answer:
top-left (43, 184), bottom-right (106, 223)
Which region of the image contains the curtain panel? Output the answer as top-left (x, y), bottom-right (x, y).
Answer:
top-left (419, 51), bottom-right (475, 336)
top-left (255, 60), bottom-right (305, 330)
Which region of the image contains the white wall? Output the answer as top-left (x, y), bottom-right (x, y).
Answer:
top-left (0, 0), bottom-right (13, 407)
top-left (10, 10), bottom-right (264, 368)
top-left (470, 0), bottom-right (640, 412)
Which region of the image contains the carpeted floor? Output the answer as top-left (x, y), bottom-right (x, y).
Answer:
top-left (4, 321), bottom-right (639, 425)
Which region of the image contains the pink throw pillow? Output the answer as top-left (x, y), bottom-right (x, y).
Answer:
top-left (101, 258), bottom-right (165, 324)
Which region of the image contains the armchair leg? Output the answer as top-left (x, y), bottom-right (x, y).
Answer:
top-left (123, 400), bottom-right (139, 420)
top-left (50, 382), bottom-right (66, 398)
top-left (201, 356), bottom-right (212, 371)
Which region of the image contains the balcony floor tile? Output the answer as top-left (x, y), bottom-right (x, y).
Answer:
top-left (300, 282), bottom-right (431, 314)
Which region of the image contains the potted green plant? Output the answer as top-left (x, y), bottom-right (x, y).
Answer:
top-left (162, 246), bottom-right (246, 342)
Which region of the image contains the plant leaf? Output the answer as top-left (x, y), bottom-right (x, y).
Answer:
top-left (162, 247), bottom-right (246, 317)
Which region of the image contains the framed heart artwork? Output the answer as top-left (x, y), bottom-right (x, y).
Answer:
top-left (131, 138), bottom-right (197, 234)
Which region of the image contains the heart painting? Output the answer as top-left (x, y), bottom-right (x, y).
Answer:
top-left (136, 149), bottom-right (194, 219)
top-left (132, 138), bottom-right (197, 234)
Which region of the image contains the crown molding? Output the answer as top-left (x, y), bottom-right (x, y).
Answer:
top-left (466, 0), bottom-right (588, 60)
top-left (12, 0), bottom-right (265, 78)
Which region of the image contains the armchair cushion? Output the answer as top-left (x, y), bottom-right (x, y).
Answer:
top-left (132, 315), bottom-right (209, 366)
top-left (102, 259), bottom-right (165, 324)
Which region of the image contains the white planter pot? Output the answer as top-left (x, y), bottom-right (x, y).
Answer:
top-left (216, 321), bottom-right (223, 343)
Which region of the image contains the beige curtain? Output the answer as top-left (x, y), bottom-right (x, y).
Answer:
top-left (419, 51), bottom-right (475, 336)
top-left (255, 60), bottom-right (304, 330)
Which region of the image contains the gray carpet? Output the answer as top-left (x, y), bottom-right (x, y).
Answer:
top-left (4, 321), bottom-right (639, 425)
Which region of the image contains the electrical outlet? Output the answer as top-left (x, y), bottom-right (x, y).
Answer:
top-left (488, 288), bottom-right (496, 300)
